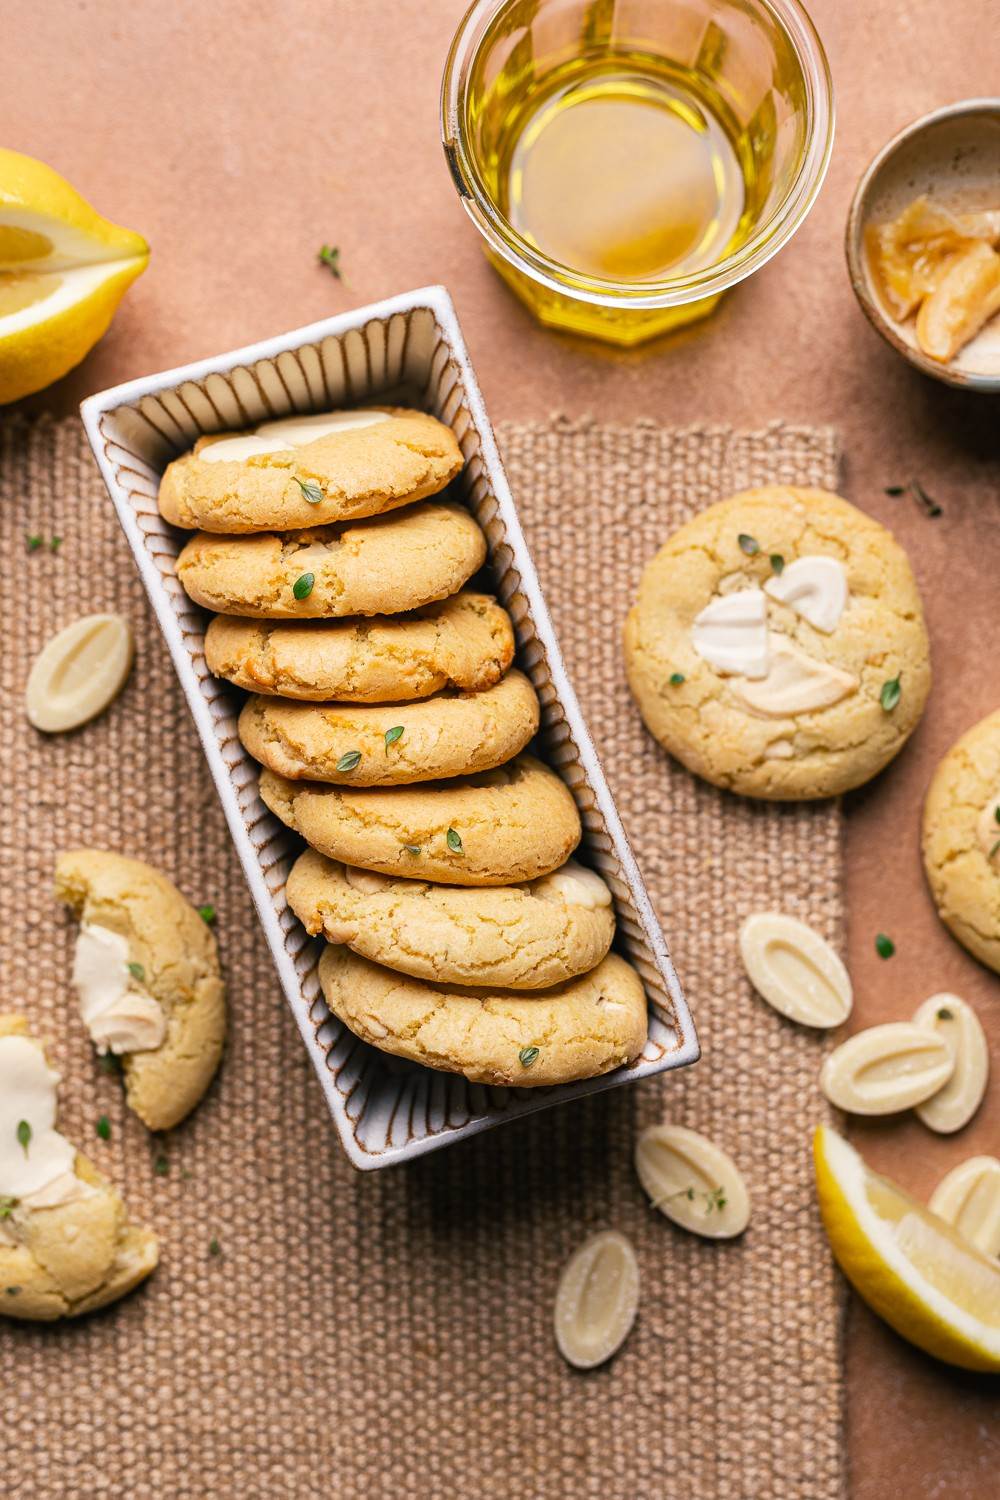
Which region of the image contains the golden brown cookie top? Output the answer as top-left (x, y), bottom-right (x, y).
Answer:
top-left (624, 486), bottom-right (931, 800)
top-left (317, 946), bottom-right (647, 1087)
top-left (158, 406), bottom-right (463, 532)
top-left (260, 752), bottom-right (582, 885)
top-left (203, 592), bottom-right (515, 703)
top-left (286, 849), bottom-right (615, 989)
top-left (238, 670), bottom-right (539, 786)
top-left (175, 501), bottom-right (487, 619)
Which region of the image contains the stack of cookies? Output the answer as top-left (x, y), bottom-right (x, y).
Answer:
top-left (164, 405), bottom-right (649, 1087)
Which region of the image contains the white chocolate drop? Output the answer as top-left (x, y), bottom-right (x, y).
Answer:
top-left (72, 924), bottom-right (166, 1056)
top-left (739, 912), bottom-right (852, 1028)
top-left (25, 613), bottom-right (134, 734)
top-left (929, 1156), bottom-right (1000, 1258)
top-left (553, 1230), bottom-right (639, 1369)
top-left (691, 589), bottom-right (769, 678)
top-left (764, 556), bottom-right (848, 633)
top-left (537, 861), bottom-right (613, 910)
top-left (199, 408), bottom-right (390, 463)
top-left (819, 1023), bottom-right (955, 1115)
top-left (976, 788), bottom-right (1000, 860)
top-left (730, 637), bottom-right (858, 717)
top-left (912, 993), bottom-right (989, 1134)
top-left (634, 1123), bottom-right (751, 1239)
top-left (256, 410), bottom-right (390, 444)
top-left (0, 1035), bottom-right (76, 1201)
top-left (197, 434), bottom-right (294, 463)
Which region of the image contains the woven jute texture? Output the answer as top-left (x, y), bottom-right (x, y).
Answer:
top-left (2, 414), bottom-right (845, 1500)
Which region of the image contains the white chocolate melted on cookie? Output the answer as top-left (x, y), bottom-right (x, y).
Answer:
top-left (538, 861), bottom-right (613, 910)
top-left (764, 556), bottom-right (848, 634)
top-left (730, 638), bottom-right (858, 717)
top-left (0, 1035), bottom-right (78, 1204)
top-left (72, 925), bottom-right (166, 1056)
top-left (976, 788), bottom-right (1000, 860)
top-left (691, 589), bottom-right (769, 678)
top-left (199, 409), bottom-right (391, 463)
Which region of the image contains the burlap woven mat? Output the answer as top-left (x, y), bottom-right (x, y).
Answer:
top-left (2, 414), bottom-right (845, 1500)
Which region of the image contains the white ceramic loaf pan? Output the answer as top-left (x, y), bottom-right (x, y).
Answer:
top-left (80, 285), bottom-right (699, 1169)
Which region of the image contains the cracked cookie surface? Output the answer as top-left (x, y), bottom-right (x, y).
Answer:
top-left (0, 1014), bottom-right (159, 1321)
top-left (318, 946), bottom-right (647, 1085)
top-left (287, 849), bottom-right (615, 988)
top-left (260, 753), bottom-right (581, 885)
top-left (158, 407), bottom-right (463, 532)
top-left (922, 708), bottom-right (1000, 974)
top-left (56, 849), bottom-right (226, 1130)
top-left (239, 669), bottom-right (539, 785)
top-left (175, 501), bottom-right (486, 618)
top-left (203, 591), bottom-right (514, 702)
top-left (624, 486), bottom-right (931, 799)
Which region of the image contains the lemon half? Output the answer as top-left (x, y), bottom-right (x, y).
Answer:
top-left (814, 1125), bottom-right (1000, 1372)
top-left (0, 148), bottom-right (148, 403)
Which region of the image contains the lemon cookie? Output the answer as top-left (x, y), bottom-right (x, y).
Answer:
top-left (260, 753), bottom-right (581, 885)
top-left (318, 946), bottom-right (647, 1086)
top-left (203, 591), bottom-right (514, 702)
top-left (286, 849), bottom-right (615, 988)
top-left (176, 501), bottom-right (486, 619)
top-left (0, 1014), bottom-right (158, 1321)
top-left (55, 849), bottom-right (226, 1131)
top-left (158, 407), bottom-right (463, 532)
top-left (922, 709), bottom-right (1000, 973)
top-left (239, 669), bottom-right (539, 786)
top-left (624, 486), bottom-right (931, 799)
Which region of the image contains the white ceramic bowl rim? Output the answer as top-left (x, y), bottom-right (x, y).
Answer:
top-left (845, 97), bottom-right (1000, 392)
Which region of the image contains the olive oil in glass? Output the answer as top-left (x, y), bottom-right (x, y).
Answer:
top-left (498, 56), bottom-right (750, 290)
top-left (443, 0), bottom-right (832, 345)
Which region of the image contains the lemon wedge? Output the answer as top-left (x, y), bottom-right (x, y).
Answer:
top-left (0, 148), bottom-right (148, 403)
top-left (814, 1126), bottom-right (1000, 1371)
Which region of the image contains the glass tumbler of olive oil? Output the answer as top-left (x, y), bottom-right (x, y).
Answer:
top-left (441, 0), bottom-right (833, 344)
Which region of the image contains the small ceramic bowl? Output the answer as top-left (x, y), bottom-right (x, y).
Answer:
top-left (846, 99), bottom-right (1000, 391)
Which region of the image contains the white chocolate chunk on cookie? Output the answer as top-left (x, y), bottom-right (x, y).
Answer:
top-left (536, 860), bottom-right (613, 911)
top-left (56, 849), bottom-right (226, 1131)
top-left (764, 556), bottom-right (848, 633)
top-left (730, 637), bottom-right (858, 717)
top-left (73, 923), bottom-right (166, 1054)
top-left (0, 1014), bottom-right (158, 1322)
top-left (691, 589), bottom-right (769, 677)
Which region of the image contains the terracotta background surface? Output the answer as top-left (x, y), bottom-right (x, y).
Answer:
top-left (4, 1), bottom-right (998, 1494)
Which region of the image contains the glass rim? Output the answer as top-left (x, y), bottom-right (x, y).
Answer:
top-left (441, 0), bottom-right (835, 309)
